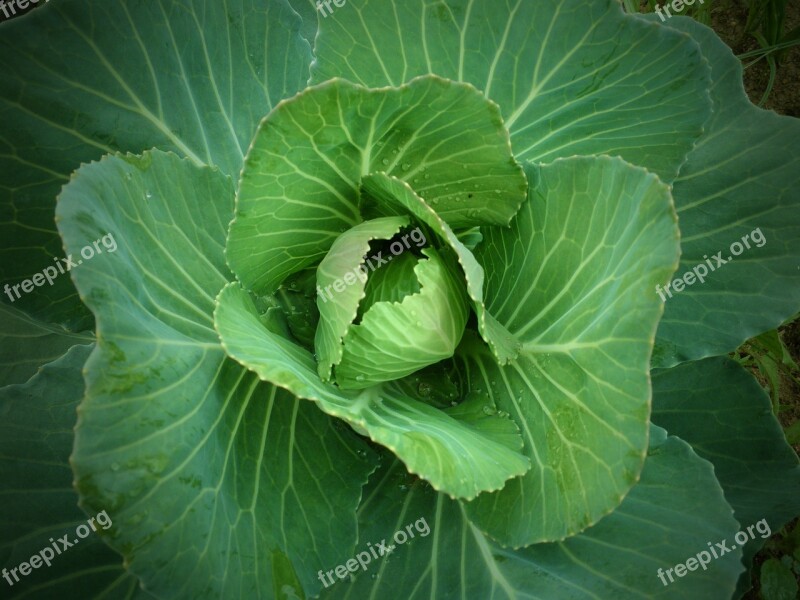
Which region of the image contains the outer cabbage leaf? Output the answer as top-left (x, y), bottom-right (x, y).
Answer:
top-left (320, 427), bottom-right (742, 599)
top-left (310, 0), bottom-right (711, 183)
top-left (287, 0), bottom-right (320, 46)
top-left (0, 344), bottom-right (155, 600)
top-left (461, 156), bottom-right (680, 546)
top-left (55, 150), bottom-right (378, 599)
top-left (0, 0), bottom-right (311, 328)
top-left (0, 303), bottom-right (92, 386)
top-left (643, 16), bottom-right (800, 367)
top-left (652, 357), bottom-right (800, 596)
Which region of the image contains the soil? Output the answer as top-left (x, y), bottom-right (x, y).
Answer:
top-left (711, 0), bottom-right (800, 116)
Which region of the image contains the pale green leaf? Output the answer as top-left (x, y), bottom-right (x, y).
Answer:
top-left (462, 156), bottom-right (680, 545)
top-left (227, 75), bottom-right (527, 294)
top-left (334, 247), bottom-right (469, 389)
top-left (361, 172), bottom-right (521, 363)
top-left (55, 150), bottom-right (377, 599)
top-left (359, 250), bottom-right (421, 311)
top-left (214, 281), bottom-right (529, 500)
top-left (314, 216), bottom-right (410, 381)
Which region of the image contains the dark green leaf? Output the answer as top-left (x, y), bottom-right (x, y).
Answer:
top-left (311, 0), bottom-right (711, 182)
top-left (651, 357), bottom-right (800, 597)
top-left (0, 0), bottom-right (312, 327)
top-left (0, 344), bottom-right (155, 599)
top-left (321, 427), bottom-right (743, 599)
